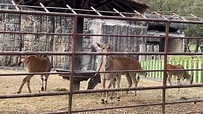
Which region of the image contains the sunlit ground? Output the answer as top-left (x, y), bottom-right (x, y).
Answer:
top-left (0, 69), bottom-right (202, 114)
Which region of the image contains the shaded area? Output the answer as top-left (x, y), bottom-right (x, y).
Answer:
top-left (14, 0), bottom-right (149, 14)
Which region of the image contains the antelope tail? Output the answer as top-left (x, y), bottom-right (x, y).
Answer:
top-left (137, 75), bottom-right (140, 82)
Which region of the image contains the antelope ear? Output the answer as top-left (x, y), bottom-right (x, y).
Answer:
top-left (96, 43), bottom-right (101, 47)
top-left (21, 56), bottom-right (27, 61)
top-left (111, 43), bottom-right (115, 47)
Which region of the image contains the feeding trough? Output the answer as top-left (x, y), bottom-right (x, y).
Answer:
top-left (55, 68), bottom-right (100, 90)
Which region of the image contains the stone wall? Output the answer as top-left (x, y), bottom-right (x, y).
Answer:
top-left (0, 10), bottom-right (147, 70)
top-left (88, 19), bottom-right (147, 70)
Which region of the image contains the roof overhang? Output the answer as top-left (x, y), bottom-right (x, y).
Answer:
top-left (14, 0), bottom-right (149, 15)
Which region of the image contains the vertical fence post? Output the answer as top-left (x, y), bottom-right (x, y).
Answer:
top-left (68, 16), bottom-right (78, 114)
top-left (159, 59), bottom-right (163, 79)
top-left (193, 57), bottom-right (198, 83)
top-left (188, 57), bottom-right (192, 80)
top-left (162, 21), bottom-right (170, 114)
top-left (198, 57), bottom-right (203, 83)
top-left (152, 60), bottom-right (155, 78)
top-left (154, 59), bottom-right (158, 78)
top-left (190, 57), bottom-right (195, 83)
top-left (149, 60), bottom-right (152, 77)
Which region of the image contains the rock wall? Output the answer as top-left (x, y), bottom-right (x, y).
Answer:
top-left (0, 13), bottom-right (147, 70)
top-left (88, 19), bottom-right (147, 70)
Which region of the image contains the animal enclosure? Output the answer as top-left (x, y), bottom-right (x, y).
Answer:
top-left (0, 1), bottom-right (202, 114)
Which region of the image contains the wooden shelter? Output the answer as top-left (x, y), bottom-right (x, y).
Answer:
top-left (14, 0), bottom-right (149, 13)
top-left (146, 14), bottom-right (187, 53)
top-left (13, 0), bottom-right (149, 90)
top-left (14, 0), bottom-right (149, 69)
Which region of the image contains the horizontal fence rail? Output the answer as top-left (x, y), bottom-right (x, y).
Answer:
top-left (0, 84), bottom-right (202, 99)
top-left (0, 3), bottom-right (202, 114)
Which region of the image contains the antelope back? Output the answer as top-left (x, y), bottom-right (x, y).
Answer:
top-left (106, 56), bottom-right (123, 71)
top-left (114, 56), bottom-right (142, 71)
top-left (96, 43), bottom-right (145, 74)
top-left (166, 64), bottom-right (185, 76)
top-left (21, 55), bottom-right (51, 73)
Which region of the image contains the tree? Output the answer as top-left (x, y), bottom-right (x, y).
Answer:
top-left (141, 0), bottom-right (203, 52)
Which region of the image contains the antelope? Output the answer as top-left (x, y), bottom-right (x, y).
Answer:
top-left (97, 43), bottom-right (122, 103)
top-left (166, 64), bottom-right (193, 86)
top-left (17, 55), bottom-right (52, 94)
top-left (111, 56), bottom-right (147, 94)
top-left (96, 43), bottom-right (147, 103)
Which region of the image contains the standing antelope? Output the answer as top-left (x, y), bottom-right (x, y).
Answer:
top-left (112, 56), bottom-right (147, 95)
top-left (166, 64), bottom-right (193, 86)
top-left (17, 55), bottom-right (52, 94)
top-left (97, 43), bottom-right (122, 103)
top-left (96, 43), bottom-right (147, 103)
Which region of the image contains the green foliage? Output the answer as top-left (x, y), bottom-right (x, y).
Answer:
top-left (141, 0), bottom-right (203, 50)
top-left (185, 25), bottom-right (203, 37)
top-left (142, 0), bottom-right (203, 16)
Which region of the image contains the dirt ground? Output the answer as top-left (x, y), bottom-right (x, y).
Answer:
top-left (0, 69), bottom-right (202, 114)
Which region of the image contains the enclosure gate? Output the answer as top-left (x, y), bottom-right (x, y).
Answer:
top-left (0, 2), bottom-right (202, 114)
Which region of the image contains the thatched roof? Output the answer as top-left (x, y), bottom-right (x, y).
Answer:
top-left (14, 0), bottom-right (149, 14)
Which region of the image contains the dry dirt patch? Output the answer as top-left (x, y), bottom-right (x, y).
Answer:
top-left (0, 69), bottom-right (202, 114)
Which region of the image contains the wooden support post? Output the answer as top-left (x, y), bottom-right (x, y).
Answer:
top-left (72, 81), bottom-right (80, 90)
top-left (74, 17), bottom-right (83, 71)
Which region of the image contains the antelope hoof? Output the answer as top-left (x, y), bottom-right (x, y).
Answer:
top-left (16, 91), bottom-right (21, 94)
top-left (104, 100), bottom-right (108, 104)
top-left (41, 87), bottom-right (44, 91)
top-left (117, 97), bottom-right (120, 101)
top-left (110, 96), bottom-right (113, 100)
top-left (101, 99), bottom-right (105, 104)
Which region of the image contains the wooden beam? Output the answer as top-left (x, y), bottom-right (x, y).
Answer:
top-left (82, 0), bottom-right (89, 8)
top-left (75, 0), bottom-right (83, 8)
top-left (102, 5), bottom-right (112, 12)
top-left (106, 4), bottom-right (117, 16)
top-left (111, 1), bottom-right (128, 12)
top-left (94, 0), bottom-right (113, 9)
top-left (116, 0), bottom-right (145, 13)
top-left (20, 0), bottom-right (35, 5)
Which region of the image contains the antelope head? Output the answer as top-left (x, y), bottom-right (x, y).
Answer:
top-left (140, 67), bottom-right (148, 78)
top-left (184, 72), bottom-right (193, 85)
top-left (96, 43), bottom-right (111, 71)
top-left (96, 43), bottom-right (111, 52)
top-left (18, 56), bottom-right (29, 66)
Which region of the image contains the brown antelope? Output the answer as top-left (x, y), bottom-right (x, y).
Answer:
top-left (96, 43), bottom-right (147, 103)
top-left (17, 55), bottom-right (52, 94)
top-left (166, 64), bottom-right (193, 86)
top-left (97, 43), bottom-right (122, 103)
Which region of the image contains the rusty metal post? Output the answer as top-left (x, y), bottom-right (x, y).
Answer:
top-left (162, 21), bottom-right (170, 114)
top-left (68, 16), bottom-right (78, 114)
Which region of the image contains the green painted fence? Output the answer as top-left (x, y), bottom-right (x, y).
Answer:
top-left (140, 56), bottom-right (203, 83)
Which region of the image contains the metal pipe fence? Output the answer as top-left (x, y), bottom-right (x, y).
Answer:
top-left (0, 3), bottom-right (202, 114)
